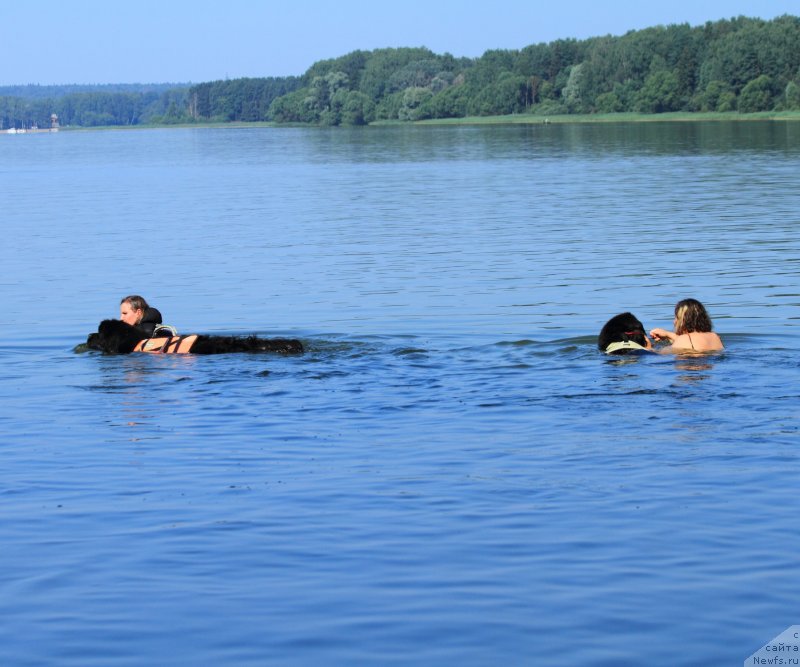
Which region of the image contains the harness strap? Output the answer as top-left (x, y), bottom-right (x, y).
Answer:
top-left (165, 335), bottom-right (197, 354)
top-left (167, 336), bottom-right (184, 353)
top-left (153, 324), bottom-right (178, 337)
top-left (134, 335), bottom-right (198, 354)
top-left (605, 340), bottom-right (650, 354)
top-left (179, 335), bottom-right (198, 353)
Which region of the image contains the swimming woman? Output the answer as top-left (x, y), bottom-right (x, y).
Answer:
top-left (119, 295), bottom-right (167, 337)
top-left (649, 298), bottom-right (723, 352)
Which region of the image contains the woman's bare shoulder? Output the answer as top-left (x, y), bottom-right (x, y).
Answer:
top-left (671, 332), bottom-right (724, 352)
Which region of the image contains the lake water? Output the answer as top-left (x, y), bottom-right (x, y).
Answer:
top-left (1, 122), bottom-right (799, 666)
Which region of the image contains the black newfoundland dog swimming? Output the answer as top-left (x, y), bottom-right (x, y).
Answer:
top-left (598, 312), bottom-right (653, 355)
top-left (86, 319), bottom-right (304, 355)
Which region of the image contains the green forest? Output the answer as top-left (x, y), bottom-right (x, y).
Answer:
top-left (3, 15), bottom-right (800, 129)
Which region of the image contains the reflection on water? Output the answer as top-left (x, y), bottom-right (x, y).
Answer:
top-left (674, 354), bottom-right (717, 384)
top-left (0, 124), bottom-right (799, 666)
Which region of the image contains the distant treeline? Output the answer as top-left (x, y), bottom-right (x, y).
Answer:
top-left (0, 87), bottom-right (191, 129)
top-left (0, 82), bottom-right (184, 99)
top-left (266, 15), bottom-right (800, 124)
top-left (2, 15), bottom-right (800, 129)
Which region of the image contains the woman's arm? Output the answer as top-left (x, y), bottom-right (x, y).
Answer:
top-left (649, 327), bottom-right (675, 343)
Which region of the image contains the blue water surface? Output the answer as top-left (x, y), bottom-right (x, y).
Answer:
top-left (0, 123), bottom-right (799, 666)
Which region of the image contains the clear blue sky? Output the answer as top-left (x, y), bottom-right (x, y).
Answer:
top-left (1, 0), bottom-right (797, 85)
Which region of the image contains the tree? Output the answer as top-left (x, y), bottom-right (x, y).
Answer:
top-left (386, 59), bottom-right (442, 93)
top-left (595, 92), bottom-right (623, 113)
top-left (738, 75), bottom-right (775, 112)
top-left (304, 50), bottom-right (369, 90)
top-left (717, 92), bottom-right (737, 111)
top-left (562, 63), bottom-right (588, 112)
top-left (419, 84), bottom-right (471, 118)
top-left (785, 80), bottom-right (800, 109)
top-left (358, 48), bottom-right (437, 100)
top-left (398, 87), bottom-right (433, 120)
top-left (340, 91), bottom-right (375, 125)
top-left (267, 88), bottom-right (317, 123)
top-left (635, 71), bottom-right (681, 112)
top-left (467, 73), bottom-right (528, 116)
top-left (700, 80), bottom-right (733, 111)
top-left (465, 49), bottom-right (517, 89)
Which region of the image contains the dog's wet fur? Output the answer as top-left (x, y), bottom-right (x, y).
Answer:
top-left (86, 319), bottom-right (304, 355)
top-left (598, 312), bottom-right (650, 354)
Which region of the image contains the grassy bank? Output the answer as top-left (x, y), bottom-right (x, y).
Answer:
top-left (58, 120), bottom-right (279, 132)
top-left (412, 111), bottom-right (800, 125)
top-left (49, 111), bottom-right (800, 132)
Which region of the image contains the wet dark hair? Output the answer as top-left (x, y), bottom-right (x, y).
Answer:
top-left (674, 298), bottom-right (713, 335)
top-left (598, 312), bottom-right (649, 352)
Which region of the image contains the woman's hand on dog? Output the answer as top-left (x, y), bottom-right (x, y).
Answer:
top-left (649, 327), bottom-right (674, 343)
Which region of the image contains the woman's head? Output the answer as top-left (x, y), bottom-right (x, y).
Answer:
top-left (674, 299), bottom-right (713, 335)
top-left (120, 295), bottom-right (149, 326)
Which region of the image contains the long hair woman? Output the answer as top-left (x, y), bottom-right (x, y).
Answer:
top-left (650, 298), bottom-right (723, 352)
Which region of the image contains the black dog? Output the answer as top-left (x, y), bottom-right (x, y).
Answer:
top-left (598, 312), bottom-right (653, 355)
top-left (87, 319), bottom-right (304, 355)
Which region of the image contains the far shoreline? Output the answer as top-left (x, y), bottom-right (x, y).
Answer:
top-left (411, 110), bottom-right (800, 125)
top-left (13, 110), bottom-right (800, 133)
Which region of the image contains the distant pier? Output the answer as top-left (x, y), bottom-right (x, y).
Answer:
top-left (4, 114), bottom-right (60, 134)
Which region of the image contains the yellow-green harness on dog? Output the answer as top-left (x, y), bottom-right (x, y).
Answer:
top-left (604, 340), bottom-right (651, 355)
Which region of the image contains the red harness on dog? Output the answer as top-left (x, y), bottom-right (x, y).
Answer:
top-left (133, 335), bottom-right (199, 354)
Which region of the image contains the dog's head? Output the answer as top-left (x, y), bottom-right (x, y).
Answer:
top-left (85, 319), bottom-right (144, 354)
top-left (598, 312), bottom-right (649, 354)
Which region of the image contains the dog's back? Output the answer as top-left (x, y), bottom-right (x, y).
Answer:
top-left (191, 335), bottom-right (304, 355)
top-left (86, 319), bottom-right (304, 355)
